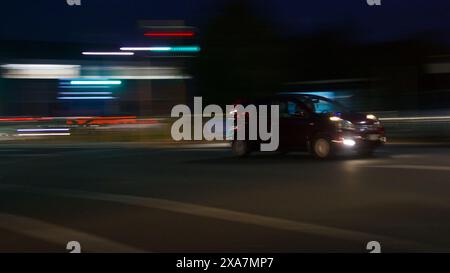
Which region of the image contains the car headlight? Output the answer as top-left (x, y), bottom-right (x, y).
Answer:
top-left (366, 114), bottom-right (383, 128)
top-left (340, 120), bottom-right (355, 130)
top-left (329, 116), bottom-right (355, 130)
top-left (366, 114), bottom-right (378, 120)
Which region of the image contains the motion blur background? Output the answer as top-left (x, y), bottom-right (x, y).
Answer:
top-left (1, 0), bottom-right (450, 142)
top-left (4, 0), bottom-right (450, 254)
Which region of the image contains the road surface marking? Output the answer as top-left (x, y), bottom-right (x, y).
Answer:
top-left (365, 165), bottom-right (450, 172)
top-left (0, 184), bottom-right (425, 249)
top-left (0, 213), bottom-right (145, 253)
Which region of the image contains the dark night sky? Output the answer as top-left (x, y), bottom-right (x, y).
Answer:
top-left (1, 0), bottom-right (450, 44)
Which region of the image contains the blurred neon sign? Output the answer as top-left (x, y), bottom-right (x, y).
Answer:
top-left (70, 80), bottom-right (122, 85)
top-left (66, 0), bottom-right (81, 6)
top-left (120, 46), bottom-right (201, 53)
top-left (367, 0), bottom-right (381, 6)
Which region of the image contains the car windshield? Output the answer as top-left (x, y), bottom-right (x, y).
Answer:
top-left (299, 96), bottom-right (348, 114)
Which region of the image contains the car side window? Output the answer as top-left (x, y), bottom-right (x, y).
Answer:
top-left (287, 101), bottom-right (298, 116)
top-left (278, 100), bottom-right (308, 118)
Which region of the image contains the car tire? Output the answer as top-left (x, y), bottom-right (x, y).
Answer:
top-left (311, 137), bottom-right (334, 159)
top-left (232, 140), bottom-right (251, 157)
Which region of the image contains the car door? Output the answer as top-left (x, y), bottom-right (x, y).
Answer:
top-left (279, 98), bottom-right (312, 149)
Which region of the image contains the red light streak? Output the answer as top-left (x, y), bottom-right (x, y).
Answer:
top-left (144, 32), bottom-right (195, 37)
top-left (0, 117), bottom-right (54, 122)
top-left (0, 116), bottom-right (158, 126)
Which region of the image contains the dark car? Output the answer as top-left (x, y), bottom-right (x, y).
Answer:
top-left (230, 94), bottom-right (386, 159)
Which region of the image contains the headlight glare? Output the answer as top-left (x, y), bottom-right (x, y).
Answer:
top-left (367, 114), bottom-right (378, 120)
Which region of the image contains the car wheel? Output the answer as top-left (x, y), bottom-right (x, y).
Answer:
top-left (311, 137), bottom-right (334, 159)
top-left (232, 140), bottom-right (251, 157)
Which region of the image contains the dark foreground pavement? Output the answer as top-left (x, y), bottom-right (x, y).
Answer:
top-left (0, 143), bottom-right (450, 252)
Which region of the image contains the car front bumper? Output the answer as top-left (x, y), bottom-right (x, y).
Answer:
top-left (332, 131), bottom-right (387, 149)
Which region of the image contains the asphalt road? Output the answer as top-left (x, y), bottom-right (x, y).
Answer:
top-left (0, 142), bottom-right (449, 253)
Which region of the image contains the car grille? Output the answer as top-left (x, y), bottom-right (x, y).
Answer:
top-left (355, 124), bottom-right (379, 132)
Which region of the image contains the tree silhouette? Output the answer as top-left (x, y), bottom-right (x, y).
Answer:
top-left (192, 0), bottom-right (284, 106)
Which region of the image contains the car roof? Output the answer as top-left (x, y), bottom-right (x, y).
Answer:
top-left (234, 93), bottom-right (333, 105)
top-left (276, 93), bottom-right (329, 101)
